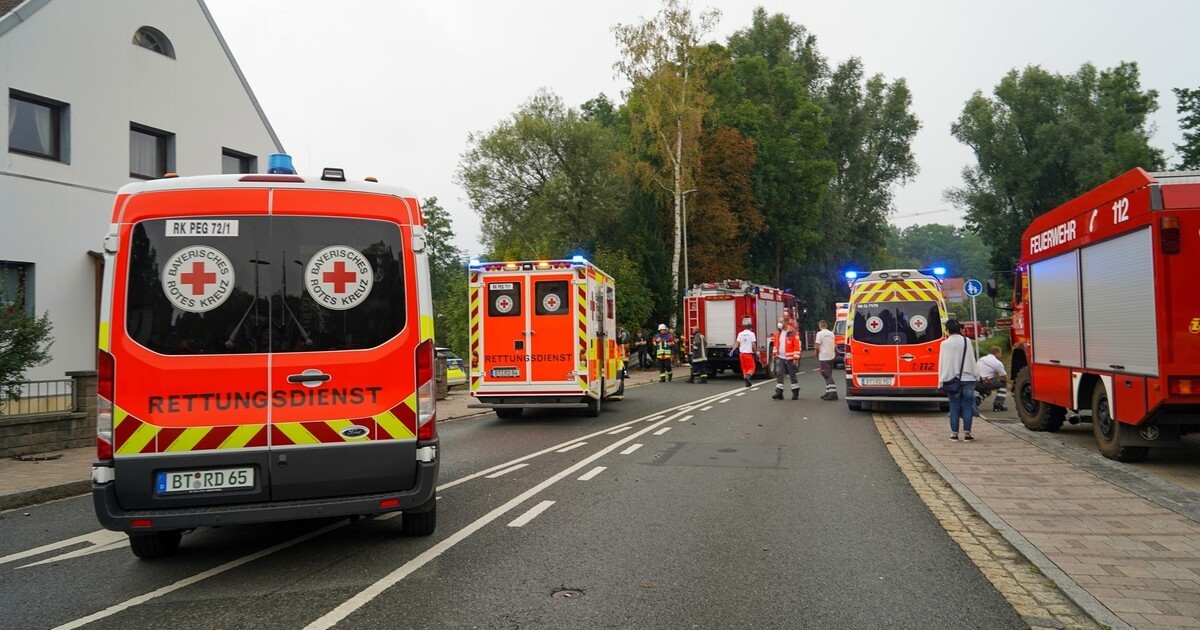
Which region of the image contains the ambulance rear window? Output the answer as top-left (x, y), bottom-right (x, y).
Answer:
top-left (852, 301), bottom-right (942, 345)
top-left (124, 216), bottom-right (407, 354)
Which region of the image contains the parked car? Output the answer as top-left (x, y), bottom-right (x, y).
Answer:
top-left (436, 347), bottom-right (467, 387)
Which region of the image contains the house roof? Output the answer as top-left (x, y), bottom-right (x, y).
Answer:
top-left (0, 0), bottom-right (283, 152)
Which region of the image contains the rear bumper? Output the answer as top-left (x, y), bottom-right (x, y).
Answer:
top-left (470, 394), bottom-right (591, 409)
top-left (845, 386), bottom-right (945, 402)
top-left (93, 459), bottom-right (438, 533)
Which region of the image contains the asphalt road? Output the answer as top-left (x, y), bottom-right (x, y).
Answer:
top-left (0, 369), bottom-right (1026, 629)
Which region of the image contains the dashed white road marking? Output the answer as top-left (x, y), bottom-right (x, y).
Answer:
top-left (701, 406), bottom-right (713, 411)
top-left (677, 414), bottom-right (693, 422)
top-left (620, 443), bottom-right (643, 455)
top-left (607, 426), bottom-right (633, 434)
top-left (507, 500), bottom-right (555, 527)
top-left (735, 392), bottom-right (746, 397)
top-left (556, 442), bottom-right (587, 453)
top-left (718, 398), bottom-right (731, 403)
top-left (577, 466), bottom-right (606, 481)
top-left (485, 463), bottom-right (529, 478)
top-left (653, 426), bottom-right (672, 436)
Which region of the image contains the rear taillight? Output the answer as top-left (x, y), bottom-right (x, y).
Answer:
top-left (415, 340), bottom-right (437, 440)
top-left (844, 350), bottom-right (853, 374)
top-left (1169, 377), bottom-right (1197, 395)
top-left (1162, 216), bottom-right (1181, 254)
top-left (97, 350), bottom-right (114, 460)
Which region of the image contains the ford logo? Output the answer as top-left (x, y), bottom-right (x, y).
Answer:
top-left (340, 425), bottom-right (369, 438)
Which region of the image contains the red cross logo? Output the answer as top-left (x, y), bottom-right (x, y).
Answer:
top-left (544, 294), bottom-right (560, 311)
top-left (867, 317), bottom-right (883, 333)
top-left (496, 295), bottom-right (513, 312)
top-left (323, 261), bottom-right (358, 294)
top-left (180, 261), bottom-right (216, 295)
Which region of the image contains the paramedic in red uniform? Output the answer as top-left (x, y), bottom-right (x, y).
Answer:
top-left (770, 318), bottom-right (802, 400)
top-left (735, 320), bottom-right (757, 388)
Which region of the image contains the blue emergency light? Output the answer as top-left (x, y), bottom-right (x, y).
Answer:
top-left (932, 266), bottom-right (947, 277)
top-left (572, 255), bottom-right (587, 263)
top-left (844, 271), bottom-right (859, 280)
top-left (468, 258), bottom-right (481, 267)
top-left (268, 153), bottom-right (295, 175)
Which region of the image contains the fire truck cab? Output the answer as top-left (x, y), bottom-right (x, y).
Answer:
top-left (683, 280), bottom-right (796, 379)
top-left (468, 258), bottom-right (622, 418)
top-left (93, 155), bottom-right (440, 558)
top-left (1010, 168), bottom-right (1200, 462)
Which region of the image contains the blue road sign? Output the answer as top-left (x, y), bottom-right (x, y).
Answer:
top-left (964, 279), bottom-right (983, 297)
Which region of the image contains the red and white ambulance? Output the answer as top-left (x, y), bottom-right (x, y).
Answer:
top-left (92, 155), bottom-right (439, 557)
top-left (468, 257), bottom-right (622, 418)
top-left (1009, 168), bottom-right (1200, 461)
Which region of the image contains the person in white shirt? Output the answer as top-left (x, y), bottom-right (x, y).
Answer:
top-left (813, 319), bottom-right (837, 400)
top-left (734, 321), bottom-right (757, 388)
top-left (975, 346), bottom-right (1008, 412)
top-left (938, 319), bottom-right (979, 441)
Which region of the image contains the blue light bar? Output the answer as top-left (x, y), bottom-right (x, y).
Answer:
top-left (571, 255), bottom-right (586, 263)
top-left (932, 266), bottom-right (947, 276)
top-left (468, 258), bottom-right (481, 267)
top-left (267, 153), bottom-right (295, 174)
top-left (844, 271), bottom-right (859, 280)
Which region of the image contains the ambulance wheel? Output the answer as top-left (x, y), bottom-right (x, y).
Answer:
top-left (847, 400), bottom-right (864, 411)
top-left (128, 530), bottom-right (182, 559)
top-left (586, 394), bottom-right (601, 417)
top-left (616, 377), bottom-right (625, 397)
top-left (1092, 385), bottom-right (1148, 463)
top-left (1014, 366), bottom-right (1064, 432)
top-left (495, 407), bottom-right (522, 419)
top-left (401, 499), bottom-right (437, 536)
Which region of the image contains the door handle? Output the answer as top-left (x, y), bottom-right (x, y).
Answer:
top-left (287, 370), bottom-right (331, 384)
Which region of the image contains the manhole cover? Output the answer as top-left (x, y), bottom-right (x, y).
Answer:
top-left (717, 448), bottom-right (737, 453)
top-left (551, 588), bottom-right (584, 600)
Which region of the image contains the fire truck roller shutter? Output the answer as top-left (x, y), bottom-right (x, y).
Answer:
top-left (1030, 251), bottom-right (1083, 368)
top-left (705, 299), bottom-right (736, 346)
top-left (1080, 227), bottom-right (1158, 376)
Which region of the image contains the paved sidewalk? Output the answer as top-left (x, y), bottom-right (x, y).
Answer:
top-left (0, 364), bottom-right (666, 511)
top-left (893, 409), bottom-right (1200, 630)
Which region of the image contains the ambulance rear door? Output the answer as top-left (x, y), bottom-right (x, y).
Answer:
top-left (528, 272), bottom-right (576, 385)
top-left (480, 272), bottom-right (529, 385)
top-left (266, 189), bottom-right (421, 501)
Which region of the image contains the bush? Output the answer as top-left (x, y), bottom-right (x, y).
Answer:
top-left (0, 304), bottom-right (54, 400)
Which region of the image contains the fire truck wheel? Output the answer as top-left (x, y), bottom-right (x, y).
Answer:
top-left (766, 347), bottom-right (777, 379)
top-left (1092, 385), bottom-right (1149, 463)
top-left (495, 407), bottom-right (523, 419)
top-left (401, 499), bottom-right (437, 536)
top-left (1014, 366), bottom-right (1065, 432)
top-left (128, 530), bottom-right (182, 559)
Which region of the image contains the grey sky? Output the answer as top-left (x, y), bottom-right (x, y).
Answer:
top-left (205, 0), bottom-right (1197, 256)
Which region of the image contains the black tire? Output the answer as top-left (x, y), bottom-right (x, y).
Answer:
top-left (766, 347), bottom-right (777, 379)
top-left (128, 530), bottom-right (182, 559)
top-left (1013, 366), bottom-right (1065, 432)
top-left (586, 392), bottom-right (601, 417)
top-left (1092, 384), bottom-right (1149, 463)
top-left (939, 402), bottom-right (950, 412)
top-left (847, 400), bottom-right (864, 411)
top-left (495, 407), bottom-right (522, 419)
top-left (616, 377), bottom-right (625, 397)
top-left (401, 499), bottom-right (437, 536)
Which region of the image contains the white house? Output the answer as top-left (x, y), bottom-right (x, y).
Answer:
top-left (1, 0), bottom-right (282, 383)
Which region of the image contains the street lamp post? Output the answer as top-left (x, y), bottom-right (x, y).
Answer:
top-left (682, 188), bottom-right (697, 293)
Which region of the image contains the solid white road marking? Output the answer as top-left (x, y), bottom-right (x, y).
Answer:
top-left (0, 529), bottom-right (125, 568)
top-left (577, 466), bottom-right (606, 481)
top-left (486, 463), bottom-right (529, 478)
top-left (54, 520), bottom-right (349, 630)
top-left (607, 426), bottom-right (633, 434)
top-left (620, 444), bottom-right (643, 455)
top-left (653, 426), bottom-right (672, 436)
top-left (556, 442), bottom-right (588, 453)
top-left (507, 500), bottom-right (555, 527)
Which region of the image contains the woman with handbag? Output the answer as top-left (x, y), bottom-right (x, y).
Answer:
top-left (938, 319), bottom-right (979, 441)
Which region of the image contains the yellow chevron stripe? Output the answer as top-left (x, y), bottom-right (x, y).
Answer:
top-left (98, 321), bottom-right (110, 352)
top-left (374, 409), bottom-right (416, 440)
top-left (420, 314), bottom-right (434, 343)
top-left (277, 422), bottom-right (320, 445)
top-left (113, 406), bottom-right (129, 429)
top-left (163, 427), bottom-right (209, 452)
top-left (119, 422), bottom-right (158, 455)
top-left (220, 424), bottom-right (263, 449)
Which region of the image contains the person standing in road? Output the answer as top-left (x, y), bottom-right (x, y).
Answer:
top-left (814, 319), bottom-right (837, 400)
top-left (770, 318), bottom-right (802, 400)
top-left (975, 346), bottom-right (1008, 412)
top-left (939, 319), bottom-right (979, 441)
top-left (633, 330), bottom-right (650, 370)
top-left (653, 324), bottom-right (675, 382)
top-left (687, 329), bottom-right (708, 384)
top-left (734, 320), bottom-right (757, 388)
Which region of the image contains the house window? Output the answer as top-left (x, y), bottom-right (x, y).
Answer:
top-left (130, 124), bottom-right (173, 179)
top-left (133, 26), bottom-right (175, 58)
top-left (222, 148), bottom-right (257, 174)
top-left (0, 261), bottom-right (33, 316)
top-left (8, 90), bottom-right (66, 161)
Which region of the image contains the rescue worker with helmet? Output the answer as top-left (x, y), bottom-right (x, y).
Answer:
top-left (771, 316), bottom-right (802, 400)
top-left (687, 328), bottom-right (708, 384)
top-left (653, 324), bottom-right (676, 382)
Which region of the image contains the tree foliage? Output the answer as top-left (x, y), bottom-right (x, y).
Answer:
top-left (421, 197), bottom-right (469, 357)
top-left (1175, 87), bottom-right (1200, 170)
top-left (456, 89), bottom-right (622, 260)
top-left (0, 300), bottom-right (54, 400)
top-left (612, 0), bottom-right (721, 325)
top-left (948, 62), bottom-right (1165, 271)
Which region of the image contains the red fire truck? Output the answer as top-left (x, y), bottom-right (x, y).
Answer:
top-left (683, 280), bottom-right (797, 379)
top-left (1009, 168), bottom-right (1200, 462)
